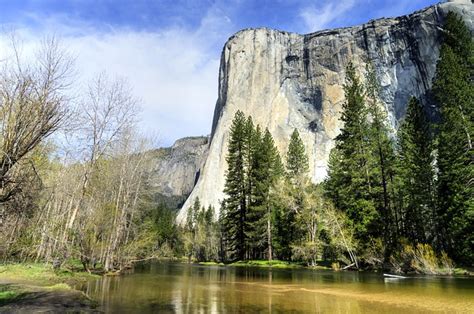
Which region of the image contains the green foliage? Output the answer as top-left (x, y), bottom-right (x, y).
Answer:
top-left (246, 128), bottom-right (283, 259)
top-left (229, 259), bottom-right (302, 269)
top-left (273, 129), bottom-right (312, 260)
top-left (0, 290), bottom-right (19, 304)
top-left (365, 63), bottom-right (398, 253)
top-left (272, 180), bottom-right (296, 260)
top-left (325, 62), bottom-right (381, 247)
top-left (291, 241), bottom-right (321, 267)
top-left (0, 263), bottom-right (98, 286)
top-left (222, 110), bottom-right (248, 261)
top-left (432, 11), bottom-right (473, 264)
top-left (183, 198), bottom-right (220, 262)
top-left (389, 243), bottom-right (454, 275)
top-left (222, 112), bottom-right (285, 261)
top-left (322, 12), bottom-right (472, 267)
top-left (245, 124), bottom-right (266, 257)
top-left (151, 204), bottom-right (181, 253)
top-left (286, 129), bottom-right (309, 181)
top-left (397, 97), bottom-right (436, 244)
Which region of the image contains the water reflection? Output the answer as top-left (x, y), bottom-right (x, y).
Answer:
top-left (81, 262), bottom-right (474, 313)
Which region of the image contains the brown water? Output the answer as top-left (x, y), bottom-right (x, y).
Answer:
top-left (81, 262), bottom-right (474, 313)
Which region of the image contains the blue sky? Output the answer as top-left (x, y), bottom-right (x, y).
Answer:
top-left (0, 0), bottom-right (440, 146)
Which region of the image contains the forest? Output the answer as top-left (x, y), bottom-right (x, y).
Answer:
top-left (0, 11), bottom-right (472, 275)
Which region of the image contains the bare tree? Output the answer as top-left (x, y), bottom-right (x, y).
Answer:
top-left (64, 74), bottom-right (139, 230)
top-left (0, 37), bottom-right (159, 269)
top-left (0, 36), bottom-right (73, 205)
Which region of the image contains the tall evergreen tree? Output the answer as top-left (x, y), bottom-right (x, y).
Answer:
top-left (432, 12), bottom-right (473, 264)
top-left (397, 97), bottom-right (436, 245)
top-left (244, 116), bottom-right (257, 213)
top-left (286, 129), bottom-right (309, 181)
top-left (246, 124), bottom-right (266, 258)
top-left (274, 129), bottom-right (311, 259)
top-left (325, 63), bottom-right (379, 243)
top-left (222, 110), bottom-right (248, 261)
top-left (365, 64), bottom-right (398, 253)
top-left (252, 129), bottom-right (283, 260)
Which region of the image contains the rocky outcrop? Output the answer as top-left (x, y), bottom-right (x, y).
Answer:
top-left (178, 0), bottom-right (473, 221)
top-left (147, 136), bottom-right (208, 208)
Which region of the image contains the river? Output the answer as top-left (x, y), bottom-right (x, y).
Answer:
top-left (80, 262), bottom-right (474, 313)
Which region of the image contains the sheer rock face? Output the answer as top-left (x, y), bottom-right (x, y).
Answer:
top-left (178, 0), bottom-right (473, 221)
top-left (148, 136), bottom-right (209, 206)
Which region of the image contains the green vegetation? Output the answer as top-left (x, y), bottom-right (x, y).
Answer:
top-left (230, 260), bottom-right (304, 269)
top-left (432, 12), bottom-right (473, 265)
top-left (326, 12), bottom-right (472, 272)
top-left (198, 261), bottom-right (225, 266)
top-left (0, 36), bottom-right (194, 273)
top-left (397, 97), bottom-right (436, 245)
top-left (0, 263), bottom-right (99, 308)
top-left (213, 12), bottom-right (473, 274)
top-left (0, 263), bottom-right (98, 286)
top-left (0, 289), bottom-right (19, 304)
top-left (217, 112), bottom-right (358, 268)
top-left (183, 198), bottom-right (220, 262)
top-left (0, 11), bottom-right (471, 278)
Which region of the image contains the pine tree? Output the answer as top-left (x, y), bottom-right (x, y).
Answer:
top-left (245, 124), bottom-right (266, 259)
top-left (432, 12), bottom-right (473, 264)
top-left (274, 128), bottom-right (311, 259)
top-left (325, 63), bottom-right (379, 243)
top-left (286, 129), bottom-right (309, 181)
top-left (397, 97), bottom-right (436, 245)
top-left (183, 198), bottom-right (201, 262)
top-left (249, 129), bottom-right (284, 260)
top-left (365, 64), bottom-right (398, 253)
top-left (223, 110), bottom-right (248, 261)
top-left (192, 198), bottom-right (201, 223)
top-left (218, 201), bottom-right (228, 262)
top-left (244, 116), bottom-right (257, 212)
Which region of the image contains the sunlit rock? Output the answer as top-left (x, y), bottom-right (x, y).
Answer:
top-left (178, 0), bottom-right (473, 221)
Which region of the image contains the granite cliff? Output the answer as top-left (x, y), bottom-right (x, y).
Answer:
top-left (177, 0), bottom-right (473, 221)
top-left (147, 136), bottom-right (208, 208)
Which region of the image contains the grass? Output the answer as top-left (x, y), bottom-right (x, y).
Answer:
top-left (229, 260), bottom-right (304, 269)
top-left (0, 263), bottom-right (99, 286)
top-left (46, 283), bottom-right (72, 291)
top-left (0, 289), bottom-right (20, 303)
top-left (195, 259), bottom-right (332, 270)
top-left (198, 261), bottom-right (225, 266)
top-left (453, 267), bottom-right (474, 276)
top-left (0, 263), bottom-right (100, 309)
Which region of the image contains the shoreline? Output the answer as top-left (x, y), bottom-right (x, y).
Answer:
top-left (191, 259), bottom-right (474, 277)
top-left (1, 260), bottom-right (472, 312)
top-left (0, 263), bottom-right (100, 312)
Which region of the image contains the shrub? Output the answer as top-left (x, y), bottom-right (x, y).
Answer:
top-left (390, 243), bottom-right (454, 275)
top-left (291, 241), bottom-right (321, 266)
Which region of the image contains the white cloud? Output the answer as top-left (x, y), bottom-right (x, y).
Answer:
top-left (0, 7), bottom-right (232, 146)
top-left (299, 0), bottom-right (356, 33)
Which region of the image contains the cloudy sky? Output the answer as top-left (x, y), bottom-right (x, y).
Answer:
top-left (0, 0), bottom-right (439, 146)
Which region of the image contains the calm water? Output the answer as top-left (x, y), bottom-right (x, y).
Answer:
top-left (81, 262), bottom-right (474, 313)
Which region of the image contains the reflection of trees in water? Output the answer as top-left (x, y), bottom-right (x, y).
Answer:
top-left (80, 262), bottom-right (474, 313)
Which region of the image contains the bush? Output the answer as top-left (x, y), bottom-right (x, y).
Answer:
top-left (291, 241), bottom-right (321, 266)
top-left (390, 243), bottom-right (454, 275)
top-left (361, 238), bottom-right (384, 268)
